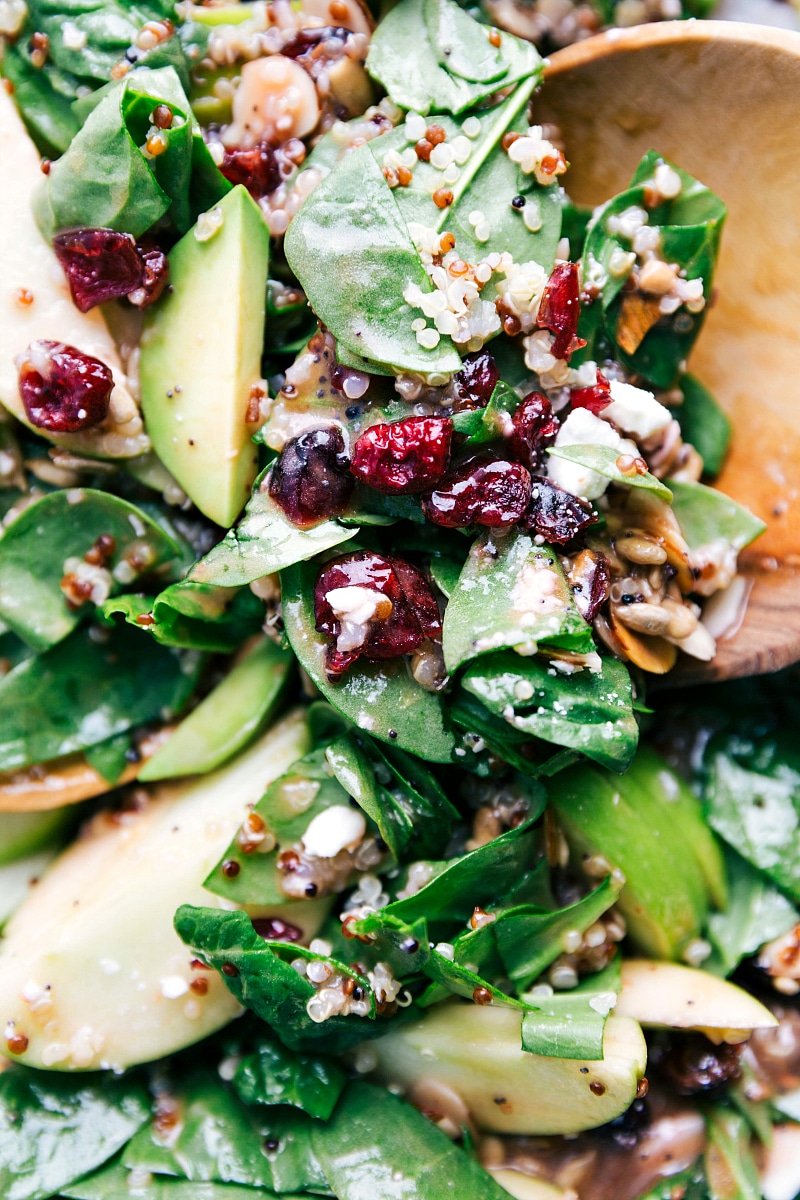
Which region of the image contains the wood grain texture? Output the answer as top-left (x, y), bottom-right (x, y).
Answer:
top-left (535, 23), bottom-right (800, 681)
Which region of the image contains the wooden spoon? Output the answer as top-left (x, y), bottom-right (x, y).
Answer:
top-left (534, 21), bottom-right (800, 682)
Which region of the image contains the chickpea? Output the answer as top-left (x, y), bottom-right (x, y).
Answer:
top-left (223, 56), bottom-right (320, 149)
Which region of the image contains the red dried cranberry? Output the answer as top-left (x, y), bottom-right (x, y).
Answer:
top-left (17, 340), bottom-right (113, 433)
top-left (565, 549), bottom-right (610, 622)
top-left (282, 25), bottom-right (350, 57)
top-left (537, 262), bottom-right (586, 360)
top-left (53, 228), bottom-right (145, 313)
top-left (220, 141), bottom-right (281, 199)
top-left (570, 370), bottom-right (612, 416)
top-left (129, 246), bottom-right (170, 309)
top-left (351, 417), bottom-right (453, 494)
top-left (452, 350), bottom-right (499, 409)
top-left (422, 454), bottom-right (531, 529)
top-left (523, 475), bottom-right (597, 546)
top-left (314, 550), bottom-right (441, 677)
top-left (657, 1033), bottom-right (743, 1095)
top-left (251, 916), bottom-right (303, 942)
top-left (509, 392), bottom-right (559, 469)
top-left (269, 426), bottom-right (353, 528)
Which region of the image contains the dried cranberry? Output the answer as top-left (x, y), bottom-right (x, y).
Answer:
top-left (657, 1033), bottom-right (742, 1096)
top-left (53, 228), bottom-right (145, 313)
top-left (509, 392), bottom-right (559, 469)
top-left (17, 340), bottom-right (113, 433)
top-left (251, 916), bottom-right (303, 942)
top-left (268, 426), bottom-right (353, 528)
top-left (351, 417), bottom-right (452, 494)
top-left (523, 475), bottom-right (597, 546)
top-left (130, 246), bottom-right (170, 309)
top-left (452, 350), bottom-right (499, 409)
top-left (314, 550), bottom-right (441, 677)
top-left (282, 25), bottom-right (351, 57)
top-left (537, 262), bottom-right (586, 360)
top-left (219, 141), bottom-right (281, 200)
top-left (564, 549), bottom-right (610, 622)
top-left (422, 454), bottom-right (531, 529)
top-left (570, 370), bottom-right (612, 416)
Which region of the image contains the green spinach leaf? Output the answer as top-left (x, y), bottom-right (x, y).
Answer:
top-left (104, 578), bottom-right (264, 652)
top-left (706, 847), bottom-right (798, 978)
top-left (64, 1162), bottom-right (275, 1200)
top-left (232, 1037), bottom-right (346, 1120)
top-left (462, 652), bottom-right (638, 771)
top-left (0, 624), bottom-right (199, 771)
top-left (520, 957), bottom-right (621, 1059)
top-left (546, 444), bottom-right (673, 503)
top-left (0, 1065), bottom-right (149, 1200)
top-left (675, 373), bottom-right (732, 478)
top-left (669, 480), bottom-right (765, 552)
top-left (443, 530), bottom-right (593, 673)
top-left (0, 488), bottom-right (180, 652)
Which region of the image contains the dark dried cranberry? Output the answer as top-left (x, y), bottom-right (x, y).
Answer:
top-left (564, 549), bottom-right (610, 622)
top-left (251, 916), bottom-right (303, 942)
top-left (219, 141), bottom-right (281, 199)
top-left (18, 340), bottom-right (113, 433)
top-left (314, 550), bottom-right (441, 677)
top-left (282, 25), bottom-right (350, 57)
top-left (657, 1033), bottom-right (743, 1096)
top-left (537, 262), bottom-right (586, 360)
top-left (268, 426), bottom-right (353, 528)
top-left (53, 228), bottom-right (145, 313)
top-left (523, 475), bottom-right (597, 546)
top-left (422, 454), bottom-right (531, 529)
top-left (570, 369), bottom-right (612, 415)
top-left (509, 392), bottom-right (559, 469)
top-left (452, 350), bottom-right (499, 409)
top-left (351, 417), bottom-right (452, 494)
top-left (129, 246), bottom-right (170, 309)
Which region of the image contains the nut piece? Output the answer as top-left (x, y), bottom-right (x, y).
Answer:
top-left (224, 56), bottom-right (320, 149)
top-left (613, 601), bottom-right (671, 637)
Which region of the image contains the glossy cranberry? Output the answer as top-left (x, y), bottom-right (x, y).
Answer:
top-left (314, 550), bottom-right (441, 677)
top-left (17, 340), bottom-right (113, 432)
top-left (452, 350), bottom-right (499, 409)
top-left (509, 392), bottom-right (559, 469)
top-left (282, 25), bottom-right (351, 57)
top-left (537, 262), bottom-right (586, 360)
top-left (251, 916), bottom-right (304, 942)
top-left (53, 228), bottom-right (145, 313)
top-left (570, 369), bottom-right (612, 416)
top-left (268, 425), bottom-right (353, 528)
top-left (351, 417), bottom-right (452, 494)
top-left (657, 1033), bottom-right (742, 1096)
top-left (564, 549), bottom-right (610, 622)
top-left (523, 475), bottom-right (597, 546)
top-left (129, 246), bottom-right (170, 308)
top-left (219, 141), bottom-right (281, 199)
top-left (422, 454), bottom-right (531, 529)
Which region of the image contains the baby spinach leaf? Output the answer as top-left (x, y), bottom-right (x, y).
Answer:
top-left (0, 1065), bottom-right (149, 1200)
top-left (281, 555), bottom-right (456, 763)
top-left (583, 151), bottom-right (725, 388)
top-left (0, 624), bottom-right (199, 771)
top-left (0, 488), bottom-right (180, 652)
top-left (63, 1162), bottom-right (276, 1200)
top-left (496, 875), bottom-right (623, 993)
top-left (520, 957), bottom-right (621, 1060)
top-left (546, 445), bottom-right (673, 503)
top-left (449, 689), bottom-right (579, 778)
top-left (22, 0), bottom-right (174, 85)
top-left (706, 847), bottom-right (798, 978)
top-left (704, 1109), bottom-right (761, 1200)
top-left (675, 373), bottom-right (732, 478)
top-left (450, 381), bottom-right (519, 447)
top-left (285, 142), bottom-right (461, 374)
top-left (422, 943), bottom-right (526, 1009)
top-left (174, 907), bottom-right (379, 1052)
top-left (122, 1069), bottom-right (329, 1192)
top-left (34, 66), bottom-right (229, 240)
top-left (366, 0), bottom-right (541, 116)
top-left (104, 578), bottom-right (264, 652)
top-left (325, 733), bottom-right (458, 860)
top-left (1, 41), bottom-right (80, 155)
top-left (84, 730), bottom-right (132, 784)
top-left (462, 652), bottom-right (638, 771)
top-left (232, 1038), bottom-right (346, 1120)
top-left (310, 1081), bottom-right (511, 1200)
top-left (669, 480), bottom-right (765, 552)
top-left (190, 469), bottom-right (358, 588)
top-left (203, 744), bottom-right (351, 905)
top-left (703, 735), bottom-right (800, 904)
top-left (139, 636), bottom-right (293, 781)
top-left (442, 530), bottom-right (593, 673)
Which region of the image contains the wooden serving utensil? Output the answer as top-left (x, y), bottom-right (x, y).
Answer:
top-left (534, 21), bottom-right (800, 682)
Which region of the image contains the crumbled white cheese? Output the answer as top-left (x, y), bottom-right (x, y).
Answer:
top-left (547, 408), bottom-right (634, 500)
top-left (601, 379), bottom-right (672, 441)
top-left (325, 585), bottom-right (391, 654)
top-left (302, 806), bottom-right (367, 859)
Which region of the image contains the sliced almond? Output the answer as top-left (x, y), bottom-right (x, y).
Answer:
top-left (609, 612), bottom-right (678, 674)
top-left (615, 292), bottom-right (663, 354)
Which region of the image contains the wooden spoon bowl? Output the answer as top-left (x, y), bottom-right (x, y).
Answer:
top-left (534, 22), bottom-right (800, 682)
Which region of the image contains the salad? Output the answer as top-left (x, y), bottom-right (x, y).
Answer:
top-left (0, 0), bottom-right (797, 1197)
